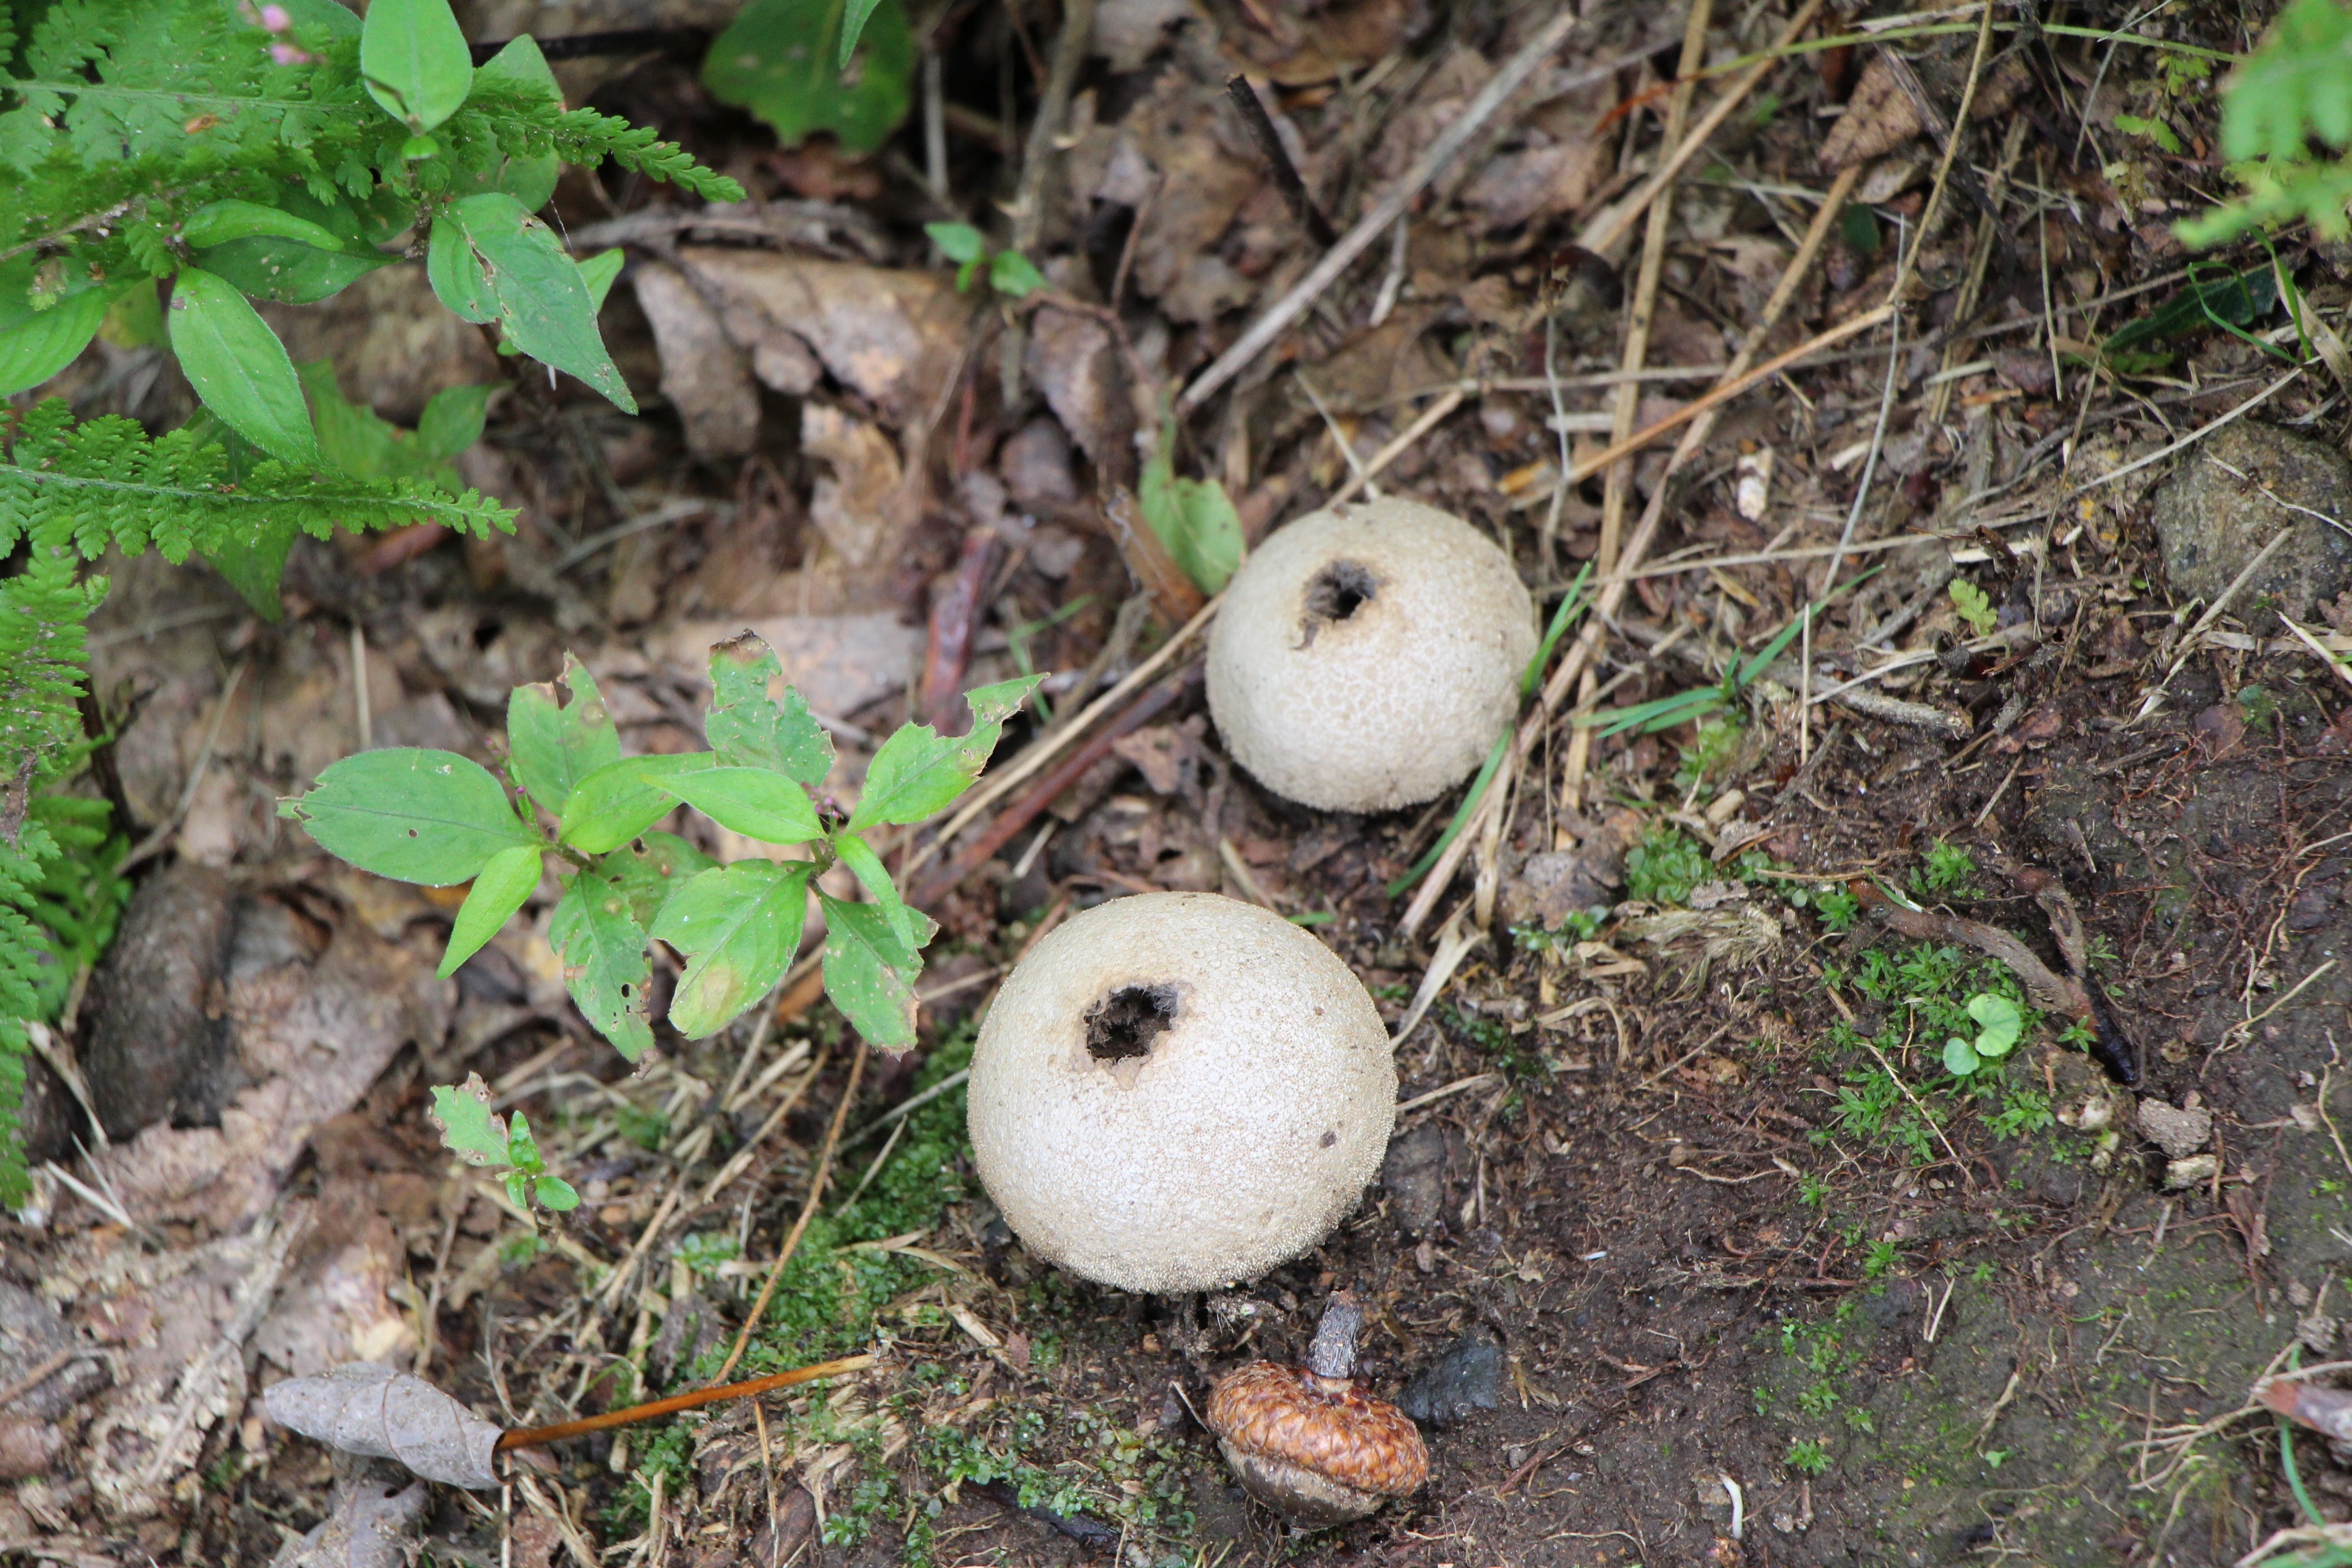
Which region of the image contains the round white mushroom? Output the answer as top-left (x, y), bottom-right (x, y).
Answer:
top-left (1207, 496), bottom-right (1537, 813)
top-left (967, 892), bottom-right (1394, 1292)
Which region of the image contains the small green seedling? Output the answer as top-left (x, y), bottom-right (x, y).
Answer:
top-left (1786, 1439), bottom-right (1831, 1477)
top-left (1916, 839), bottom-right (1976, 897)
top-left (1948, 579), bottom-right (1998, 637)
top-left (924, 223), bottom-right (1046, 298)
top-left (284, 634), bottom-right (1037, 1182)
top-left (1943, 993), bottom-right (2024, 1076)
top-left (431, 1073), bottom-right (578, 1213)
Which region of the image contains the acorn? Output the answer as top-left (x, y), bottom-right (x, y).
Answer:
top-left (1203, 1292), bottom-right (1428, 1527)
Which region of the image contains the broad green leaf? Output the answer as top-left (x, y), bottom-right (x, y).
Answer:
top-left (205, 523), bottom-right (297, 619)
top-left (101, 280), bottom-right (167, 349)
top-left (2219, 0), bottom-right (2352, 163)
top-left (438, 843), bottom-right (542, 979)
top-left (839, 0), bottom-right (886, 67)
top-left (470, 35), bottom-right (562, 209)
top-left (847, 676), bottom-right (1041, 830)
top-left (990, 249), bottom-right (1045, 298)
top-left (560, 752), bottom-right (717, 853)
top-left (0, 285), bottom-right (112, 397)
top-left (279, 0), bottom-right (363, 37)
top-left (1943, 1037), bottom-right (1981, 1076)
top-left (428, 1073), bottom-right (510, 1165)
top-left (167, 268), bottom-right (321, 468)
top-left (1968, 993), bottom-right (2024, 1057)
top-left (506, 1111), bottom-right (544, 1173)
top-left (651, 860), bottom-right (813, 1037)
top-left (505, 1171), bottom-right (534, 1209)
top-left (578, 248), bottom-right (625, 310)
top-left (1140, 419), bottom-right (1243, 593)
top-left (508, 656), bottom-right (621, 818)
top-left (535, 1175), bottom-right (580, 1210)
top-left (182, 199), bottom-right (345, 252)
top-left (704, 0), bottom-right (914, 154)
top-left (661, 766), bottom-right (823, 845)
top-left (925, 223), bottom-right (986, 263)
top-left (427, 213), bottom-right (497, 323)
top-left (446, 193), bottom-right (637, 412)
top-left (361, 0), bottom-right (474, 132)
top-left (195, 235), bottom-right (390, 304)
top-left (2104, 267), bottom-right (2276, 353)
top-left (282, 748), bottom-right (538, 885)
top-left (604, 831), bottom-right (718, 927)
top-left (833, 831), bottom-right (918, 953)
top-left (704, 632), bottom-right (833, 786)
top-left (549, 871), bottom-right (655, 1059)
top-left (819, 892), bottom-right (934, 1050)
top-left (417, 382), bottom-right (496, 459)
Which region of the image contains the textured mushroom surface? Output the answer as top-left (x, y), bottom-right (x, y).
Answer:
top-left (1206, 1361), bottom-right (1429, 1522)
top-left (1208, 497), bottom-right (1537, 812)
top-left (967, 892), bottom-right (1394, 1292)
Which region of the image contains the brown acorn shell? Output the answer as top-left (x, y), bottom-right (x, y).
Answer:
top-left (1204, 1362), bottom-right (1429, 1502)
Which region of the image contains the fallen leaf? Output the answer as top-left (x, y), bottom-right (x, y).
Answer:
top-left (263, 1362), bottom-right (502, 1490)
top-left (801, 402), bottom-right (912, 567)
top-left (267, 1463), bottom-right (427, 1568)
top-left (632, 261), bottom-right (761, 460)
top-left (1025, 306), bottom-right (1133, 478)
top-left (1818, 54), bottom-right (1923, 172)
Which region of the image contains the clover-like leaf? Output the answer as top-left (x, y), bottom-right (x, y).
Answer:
top-left (1944, 1036), bottom-right (1982, 1076)
top-left (847, 676), bottom-right (1041, 830)
top-left (1967, 993), bottom-right (2024, 1058)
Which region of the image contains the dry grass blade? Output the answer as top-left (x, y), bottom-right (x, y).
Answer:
top-left (712, 1040), bottom-right (871, 1384)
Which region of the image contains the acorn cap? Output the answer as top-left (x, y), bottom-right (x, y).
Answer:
top-left (1207, 497), bottom-right (1537, 813)
top-left (1204, 1362), bottom-right (1430, 1526)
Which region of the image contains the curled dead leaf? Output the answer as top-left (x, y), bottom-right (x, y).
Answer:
top-left (263, 1362), bottom-right (501, 1490)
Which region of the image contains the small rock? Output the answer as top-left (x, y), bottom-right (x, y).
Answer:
top-left (2138, 1098), bottom-right (2214, 1161)
top-left (2300, 1312), bottom-right (2341, 1356)
top-left (1395, 1326), bottom-right (1503, 1428)
top-left (1501, 843), bottom-right (1624, 932)
top-left (1380, 1123), bottom-right (1460, 1237)
top-left (2150, 423), bottom-right (2352, 620)
top-left (0, 1419), bottom-right (65, 1481)
top-left (78, 864), bottom-right (241, 1141)
top-left (2164, 1153), bottom-right (2221, 1189)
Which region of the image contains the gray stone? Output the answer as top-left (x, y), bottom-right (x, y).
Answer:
top-left (1396, 1326), bottom-right (1503, 1428)
top-left (2151, 422), bottom-right (2352, 619)
top-left (2138, 1098), bottom-right (2213, 1161)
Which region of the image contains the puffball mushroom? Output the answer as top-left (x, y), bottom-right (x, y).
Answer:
top-left (1208, 497), bottom-right (1537, 813)
top-left (967, 892), bottom-right (1393, 1292)
top-left (1205, 1291), bottom-right (1428, 1526)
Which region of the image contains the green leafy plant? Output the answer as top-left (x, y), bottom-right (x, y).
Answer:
top-left (1812, 884), bottom-right (1861, 932)
top-left (285, 636), bottom-right (1036, 1059)
top-left (1582, 600), bottom-right (1823, 738)
top-left (2178, 0), bottom-right (2352, 245)
top-left (705, 0), bottom-right (914, 154)
top-left (1948, 578), bottom-right (1998, 637)
top-left (2113, 111), bottom-right (2184, 155)
top-left (924, 223), bottom-right (1047, 300)
top-left (1916, 839), bottom-right (1976, 897)
top-left (1625, 826), bottom-right (1710, 906)
top-left (1942, 992), bottom-right (2024, 1077)
top-left (1786, 1438), bottom-right (1831, 1476)
top-left (429, 1073), bottom-right (578, 1212)
top-left (1139, 416), bottom-right (1243, 595)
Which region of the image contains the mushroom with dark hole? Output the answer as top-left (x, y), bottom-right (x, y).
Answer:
top-left (966, 892), bottom-right (1394, 1292)
top-left (1208, 496), bottom-right (1537, 813)
top-left (1205, 1290), bottom-right (1429, 1526)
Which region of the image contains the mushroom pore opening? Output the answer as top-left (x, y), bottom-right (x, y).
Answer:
top-left (1305, 561), bottom-right (1377, 623)
top-left (1083, 984), bottom-right (1178, 1062)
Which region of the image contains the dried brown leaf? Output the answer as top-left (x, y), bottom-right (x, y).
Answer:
top-left (263, 1362), bottom-right (501, 1490)
top-left (1818, 54), bottom-right (1923, 172)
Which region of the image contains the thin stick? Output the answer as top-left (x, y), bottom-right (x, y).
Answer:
top-left (1326, 387), bottom-right (1467, 509)
top-left (1890, 0), bottom-right (1996, 301)
top-left (1580, 0), bottom-right (1825, 259)
top-left (1225, 76), bottom-right (1335, 246)
top-left (1818, 308), bottom-right (1904, 594)
top-left (2076, 365), bottom-right (2303, 495)
top-left (495, 1356), bottom-right (877, 1453)
top-left (0, 1348), bottom-right (74, 1413)
top-left (905, 593), bottom-right (1222, 879)
top-left (711, 1040), bottom-right (870, 1384)
top-left (1178, 4), bottom-right (1592, 412)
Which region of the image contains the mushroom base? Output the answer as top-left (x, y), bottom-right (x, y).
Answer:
top-left (1216, 1439), bottom-right (1386, 1528)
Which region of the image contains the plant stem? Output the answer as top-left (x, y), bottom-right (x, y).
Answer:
top-left (493, 1354), bottom-right (876, 1453)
